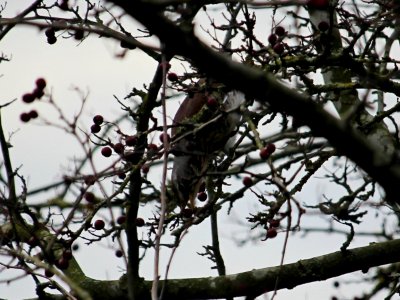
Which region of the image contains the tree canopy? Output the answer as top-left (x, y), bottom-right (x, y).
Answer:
top-left (1, 0), bottom-right (400, 299)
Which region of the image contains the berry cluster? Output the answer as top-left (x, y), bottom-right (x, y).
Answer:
top-left (45, 27), bottom-right (57, 45)
top-left (268, 26), bottom-right (287, 55)
top-left (20, 78), bottom-right (46, 122)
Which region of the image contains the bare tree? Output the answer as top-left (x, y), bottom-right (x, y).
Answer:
top-left (1, 0), bottom-right (400, 299)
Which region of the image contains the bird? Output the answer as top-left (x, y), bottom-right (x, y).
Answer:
top-left (170, 82), bottom-right (245, 210)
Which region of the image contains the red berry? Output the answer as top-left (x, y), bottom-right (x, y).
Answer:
top-left (113, 143), bottom-right (124, 154)
top-left (148, 143), bottom-right (158, 151)
top-left (266, 143), bottom-right (276, 154)
top-left (28, 110), bottom-right (38, 119)
top-left (135, 217), bottom-right (145, 227)
top-left (22, 93), bottom-right (35, 103)
top-left (307, 0), bottom-right (329, 9)
top-left (242, 176), bottom-right (253, 187)
top-left (27, 236), bottom-right (39, 247)
top-left (94, 219), bottom-right (105, 230)
top-left (207, 97), bottom-right (218, 109)
top-left (141, 164), bottom-right (150, 174)
top-left (101, 146), bottom-right (112, 157)
top-left (259, 147), bottom-right (270, 160)
top-left (117, 215), bottom-right (126, 225)
top-left (125, 135), bottom-right (138, 146)
top-left (93, 115), bottom-right (104, 125)
top-left (197, 192), bottom-right (207, 202)
top-left (167, 72), bottom-right (179, 81)
top-left (47, 35), bottom-right (57, 45)
top-left (90, 124), bottom-right (101, 134)
top-left (274, 26), bottom-right (285, 36)
top-left (266, 228), bottom-right (278, 238)
top-left (45, 269), bottom-right (54, 277)
top-left (45, 28), bottom-right (55, 38)
top-left (56, 257), bottom-right (69, 270)
top-left (74, 29), bottom-right (84, 40)
top-left (62, 249), bottom-right (73, 260)
top-left (59, 0), bottom-right (69, 10)
top-left (20, 113), bottom-right (31, 123)
top-left (35, 78), bottom-right (46, 90)
top-left (159, 133), bottom-right (170, 143)
top-left (115, 249), bottom-right (123, 258)
top-left (84, 175), bottom-right (96, 186)
top-left (84, 192), bottom-right (95, 203)
top-left (33, 88), bottom-right (44, 99)
top-left (268, 34), bottom-right (278, 45)
top-left (273, 42), bottom-right (284, 55)
top-left (318, 21), bottom-right (330, 31)
top-left (269, 219), bottom-right (280, 228)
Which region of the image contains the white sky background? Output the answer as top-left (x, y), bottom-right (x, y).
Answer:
top-left (0, 1), bottom-right (394, 299)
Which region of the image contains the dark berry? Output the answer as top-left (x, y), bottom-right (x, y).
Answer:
top-left (27, 236), bottom-right (39, 247)
top-left (84, 175), bottom-right (96, 185)
top-left (167, 72), bottom-right (179, 82)
top-left (125, 135), bottom-right (138, 146)
top-left (101, 146), bottom-right (112, 157)
top-left (120, 40), bottom-right (136, 50)
top-left (59, 0), bottom-right (69, 10)
top-left (113, 143), bottom-right (124, 154)
top-left (197, 192), bottom-right (207, 202)
top-left (47, 35), bottom-right (57, 45)
top-left (259, 147), bottom-right (270, 160)
top-left (268, 34), bottom-right (278, 45)
top-left (266, 228), bottom-right (277, 238)
top-left (207, 97), bottom-right (218, 109)
top-left (93, 114), bottom-right (104, 125)
top-left (115, 249), bottom-right (123, 257)
top-left (318, 21), bottom-right (330, 32)
top-left (45, 269), bottom-right (54, 277)
top-left (333, 281), bottom-right (339, 288)
top-left (141, 164), bottom-right (150, 174)
top-left (20, 113), bottom-right (31, 123)
top-left (84, 192), bottom-right (95, 203)
top-left (147, 143), bottom-right (158, 151)
top-left (56, 257), bottom-right (69, 270)
top-left (117, 172), bottom-right (126, 179)
top-left (159, 133), bottom-right (170, 143)
top-left (90, 124), bottom-right (101, 134)
top-left (35, 78), bottom-right (46, 90)
top-left (62, 249), bottom-right (73, 260)
top-left (135, 217), bottom-right (145, 227)
top-left (28, 110), bottom-right (38, 119)
top-left (269, 219), bottom-right (280, 228)
top-left (273, 42), bottom-right (284, 55)
top-left (266, 143), bottom-right (276, 154)
top-left (74, 29), bottom-right (84, 40)
top-left (242, 176), bottom-right (253, 187)
top-left (94, 219), bottom-right (105, 230)
top-left (72, 244), bottom-right (79, 251)
top-left (117, 215), bottom-right (126, 225)
top-left (33, 88), bottom-right (44, 99)
top-left (45, 28), bottom-right (55, 38)
top-left (274, 26), bottom-right (285, 36)
top-left (22, 93), bottom-right (35, 103)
